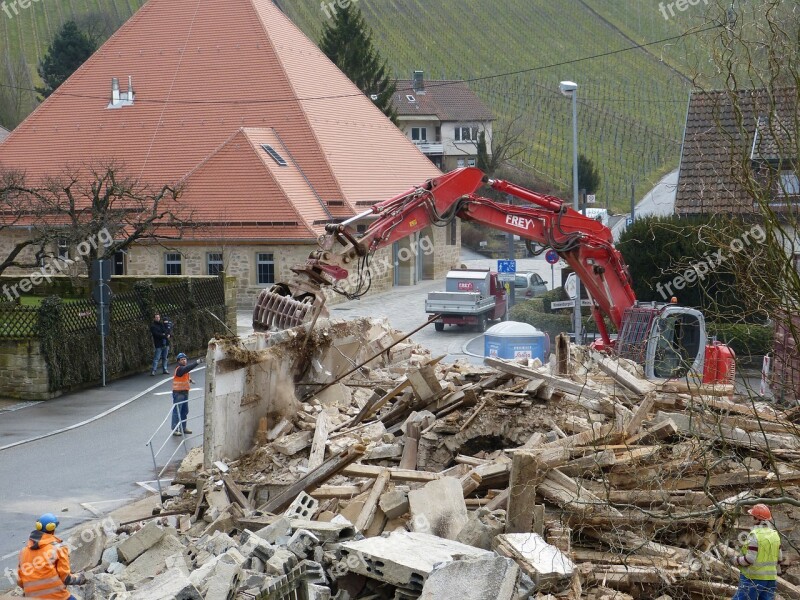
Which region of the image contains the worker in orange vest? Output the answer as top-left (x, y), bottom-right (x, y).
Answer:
top-left (731, 504), bottom-right (783, 600)
top-left (172, 352), bottom-right (200, 436)
top-left (16, 514), bottom-right (87, 599)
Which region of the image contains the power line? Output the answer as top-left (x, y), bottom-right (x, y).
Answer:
top-left (0, 24), bottom-right (721, 107)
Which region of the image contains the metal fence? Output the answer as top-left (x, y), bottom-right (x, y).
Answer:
top-left (0, 278), bottom-right (225, 339)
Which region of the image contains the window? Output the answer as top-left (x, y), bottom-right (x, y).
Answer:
top-left (457, 158), bottom-right (465, 168)
top-left (411, 127), bottom-right (427, 142)
top-left (406, 94), bottom-right (416, 102)
top-left (454, 126), bottom-right (478, 142)
top-left (165, 252), bottom-right (182, 276)
top-left (57, 238), bottom-right (69, 259)
top-left (467, 158), bottom-right (476, 167)
top-left (435, 126), bottom-right (441, 142)
top-left (207, 252), bottom-right (223, 276)
top-left (261, 144), bottom-right (287, 166)
top-left (448, 219), bottom-right (457, 245)
top-left (113, 251), bottom-right (126, 275)
top-left (257, 253), bottom-right (275, 285)
top-left (781, 171), bottom-right (800, 195)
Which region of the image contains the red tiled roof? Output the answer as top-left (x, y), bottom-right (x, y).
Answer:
top-left (0, 0), bottom-right (439, 241)
top-left (392, 80), bottom-right (494, 122)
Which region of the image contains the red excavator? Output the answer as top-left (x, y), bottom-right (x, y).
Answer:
top-left (253, 167), bottom-right (735, 384)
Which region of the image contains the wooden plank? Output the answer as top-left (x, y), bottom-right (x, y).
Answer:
top-left (309, 485), bottom-right (362, 499)
top-left (222, 474), bottom-right (252, 512)
top-left (341, 464), bottom-right (441, 482)
top-left (507, 451), bottom-right (545, 533)
top-left (624, 418), bottom-right (677, 445)
top-left (541, 422), bottom-right (618, 450)
top-left (308, 412), bottom-right (329, 471)
top-left (354, 469), bottom-right (390, 532)
top-left (623, 393), bottom-right (656, 437)
top-left (590, 350), bottom-right (656, 395)
top-left (660, 380), bottom-right (734, 397)
top-left (261, 445), bottom-right (364, 514)
top-left (559, 449), bottom-right (617, 477)
top-left (398, 422), bottom-right (420, 470)
top-left (484, 357), bottom-right (606, 400)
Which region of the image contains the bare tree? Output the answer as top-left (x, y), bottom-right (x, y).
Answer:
top-left (0, 163), bottom-right (193, 274)
top-left (474, 114), bottom-right (528, 176)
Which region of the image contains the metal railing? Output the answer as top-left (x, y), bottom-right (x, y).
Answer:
top-left (145, 394), bottom-right (203, 506)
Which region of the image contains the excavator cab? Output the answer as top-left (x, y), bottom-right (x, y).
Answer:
top-left (617, 304), bottom-right (709, 381)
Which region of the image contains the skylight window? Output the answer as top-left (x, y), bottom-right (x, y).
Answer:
top-left (406, 94), bottom-right (416, 102)
top-left (261, 144), bottom-right (287, 166)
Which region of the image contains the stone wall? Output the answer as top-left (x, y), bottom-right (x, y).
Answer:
top-left (0, 339), bottom-right (53, 400)
top-left (0, 220), bottom-right (462, 310)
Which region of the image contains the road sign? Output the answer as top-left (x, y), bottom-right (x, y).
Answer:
top-left (587, 194), bottom-right (596, 204)
top-left (551, 299), bottom-right (593, 309)
top-left (497, 259), bottom-right (516, 273)
top-left (545, 249), bottom-right (559, 265)
top-left (498, 273), bottom-right (516, 282)
top-left (626, 216), bottom-right (633, 227)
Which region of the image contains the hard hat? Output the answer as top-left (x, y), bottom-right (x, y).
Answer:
top-left (176, 353), bottom-right (187, 360)
top-left (36, 513), bottom-right (59, 533)
top-left (748, 504), bottom-right (772, 520)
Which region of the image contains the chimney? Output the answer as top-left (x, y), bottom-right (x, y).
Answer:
top-left (412, 70), bottom-right (424, 92)
top-left (126, 76), bottom-right (135, 102)
top-left (111, 78), bottom-right (120, 104)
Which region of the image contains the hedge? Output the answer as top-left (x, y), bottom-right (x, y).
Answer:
top-left (707, 323), bottom-right (773, 357)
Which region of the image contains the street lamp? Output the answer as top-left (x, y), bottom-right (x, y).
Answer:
top-left (559, 80), bottom-right (582, 343)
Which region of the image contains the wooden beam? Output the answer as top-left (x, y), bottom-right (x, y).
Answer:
top-left (484, 357), bottom-right (606, 400)
top-left (354, 469), bottom-right (390, 532)
top-left (308, 412), bottom-right (329, 471)
top-left (342, 464), bottom-right (441, 482)
top-left (507, 451), bottom-right (545, 533)
top-left (589, 350), bottom-right (656, 396)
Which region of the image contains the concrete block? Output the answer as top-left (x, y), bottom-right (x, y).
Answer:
top-left (203, 551), bottom-right (243, 600)
top-left (66, 522), bottom-right (109, 572)
top-left (266, 548), bottom-right (298, 576)
top-left (288, 519), bottom-right (356, 543)
top-left (408, 477), bottom-right (468, 540)
top-left (119, 534), bottom-right (185, 587)
top-left (129, 567), bottom-right (203, 599)
top-left (288, 529), bottom-right (319, 559)
top-left (365, 443), bottom-right (403, 460)
top-left (284, 491), bottom-right (319, 519)
top-left (255, 516), bottom-right (292, 544)
top-left (239, 530), bottom-right (276, 562)
top-left (493, 533), bottom-right (574, 590)
top-left (339, 531), bottom-right (493, 592)
top-left (200, 509), bottom-right (235, 537)
top-left (84, 573), bottom-right (127, 599)
top-left (101, 546), bottom-right (118, 566)
top-left (308, 583), bottom-right (332, 599)
top-left (196, 530), bottom-right (238, 556)
top-left (116, 521), bottom-right (166, 564)
top-left (419, 555), bottom-right (519, 600)
top-left (106, 562), bottom-right (125, 575)
top-left (456, 508), bottom-right (506, 550)
top-left (274, 430), bottom-right (313, 456)
top-left (379, 490), bottom-right (410, 520)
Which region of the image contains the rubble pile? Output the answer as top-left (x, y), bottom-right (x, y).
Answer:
top-left (44, 325), bottom-right (800, 599)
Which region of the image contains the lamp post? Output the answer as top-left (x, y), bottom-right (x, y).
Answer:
top-left (559, 80), bottom-right (582, 343)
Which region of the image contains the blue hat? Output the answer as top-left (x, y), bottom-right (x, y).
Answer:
top-left (177, 353), bottom-right (187, 360)
top-left (36, 513), bottom-right (59, 533)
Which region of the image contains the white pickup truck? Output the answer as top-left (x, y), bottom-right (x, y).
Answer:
top-left (425, 269), bottom-right (508, 332)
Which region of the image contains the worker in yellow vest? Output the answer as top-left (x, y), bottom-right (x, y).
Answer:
top-left (731, 504), bottom-right (782, 600)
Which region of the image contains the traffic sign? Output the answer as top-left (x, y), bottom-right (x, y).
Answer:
top-left (587, 194), bottom-right (596, 204)
top-left (551, 299), bottom-right (593, 309)
top-left (545, 249), bottom-right (559, 265)
top-left (497, 259), bottom-right (516, 273)
top-left (626, 216), bottom-right (633, 227)
top-left (498, 273), bottom-right (516, 282)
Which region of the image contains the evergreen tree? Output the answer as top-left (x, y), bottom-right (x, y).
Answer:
top-left (476, 131), bottom-right (490, 173)
top-left (577, 153), bottom-right (600, 194)
top-left (36, 21), bottom-right (96, 100)
top-left (319, 5), bottom-right (397, 124)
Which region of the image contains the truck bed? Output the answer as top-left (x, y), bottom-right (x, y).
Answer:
top-left (424, 291), bottom-right (495, 315)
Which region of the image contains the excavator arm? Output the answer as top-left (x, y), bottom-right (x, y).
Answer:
top-left (253, 167), bottom-right (636, 344)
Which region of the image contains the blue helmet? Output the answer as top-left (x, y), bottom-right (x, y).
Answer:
top-left (176, 353), bottom-right (187, 360)
top-left (36, 513), bottom-right (59, 533)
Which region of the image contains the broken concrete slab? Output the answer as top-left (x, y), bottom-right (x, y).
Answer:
top-left (494, 533), bottom-right (574, 591)
top-left (119, 533), bottom-right (186, 586)
top-left (338, 531), bottom-right (493, 591)
top-left (129, 567), bottom-right (203, 599)
top-left (379, 490), bottom-right (410, 520)
top-left (408, 477), bottom-right (468, 540)
top-left (419, 555), bottom-right (519, 600)
top-left (116, 521), bottom-right (166, 564)
top-left (456, 508), bottom-right (506, 550)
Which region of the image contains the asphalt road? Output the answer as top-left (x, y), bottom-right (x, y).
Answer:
top-left (0, 372), bottom-right (205, 589)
